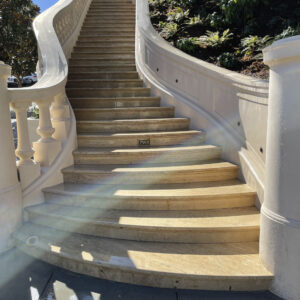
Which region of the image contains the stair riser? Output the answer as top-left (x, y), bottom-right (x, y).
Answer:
top-left (74, 108), bottom-right (174, 120)
top-left (70, 98), bottom-right (160, 108)
top-left (77, 133), bottom-right (204, 148)
top-left (79, 33), bottom-right (135, 38)
top-left (72, 48), bottom-right (135, 54)
top-left (73, 147), bottom-right (221, 165)
top-left (44, 192), bottom-right (255, 211)
top-left (69, 59), bottom-right (136, 66)
top-left (63, 167), bottom-right (238, 185)
top-left (67, 88), bottom-right (150, 98)
top-left (82, 24), bottom-right (135, 29)
top-left (76, 41), bottom-right (134, 47)
top-left (67, 81), bottom-right (143, 88)
top-left (15, 242), bottom-right (272, 291)
top-left (69, 66), bottom-right (136, 72)
top-left (26, 212), bottom-right (259, 243)
top-left (81, 26), bottom-right (135, 36)
top-left (71, 54), bottom-right (135, 60)
top-left (76, 120), bottom-right (189, 133)
top-left (69, 72), bottom-right (138, 80)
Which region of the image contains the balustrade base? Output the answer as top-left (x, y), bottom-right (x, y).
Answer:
top-left (18, 162), bottom-right (41, 190)
top-left (33, 139), bottom-right (62, 167)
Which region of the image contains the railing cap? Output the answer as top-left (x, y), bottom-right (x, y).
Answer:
top-left (263, 35), bottom-right (300, 67)
top-left (0, 61), bottom-right (11, 78)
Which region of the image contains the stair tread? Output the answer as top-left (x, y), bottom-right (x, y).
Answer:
top-left (43, 180), bottom-right (255, 197)
top-left (77, 130), bottom-right (203, 137)
top-left (73, 144), bottom-right (219, 154)
top-left (15, 223), bottom-right (272, 279)
top-left (76, 118), bottom-right (189, 123)
top-left (62, 161), bottom-right (238, 173)
top-left (26, 203), bottom-right (259, 229)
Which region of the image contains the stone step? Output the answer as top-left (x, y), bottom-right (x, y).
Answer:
top-left (83, 20), bottom-right (135, 26)
top-left (70, 96), bottom-right (160, 108)
top-left (69, 58), bottom-right (136, 67)
top-left (88, 6), bottom-right (134, 10)
top-left (67, 79), bottom-right (143, 89)
top-left (14, 223), bottom-right (273, 291)
top-left (76, 41), bottom-right (134, 47)
top-left (74, 107), bottom-right (174, 120)
top-left (43, 180), bottom-right (256, 211)
top-left (82, 23), bottom-right (135, 29)
top-left (79, 32), bottom-right (135, 38)
top-left (68, 71), bottom-right (138, 80)
top-left (77, 130), bottom-right (205, 148)
top-left (73, 47), bottom-right (135, 54)
top-left (76, 118), bottom-right (190, 133)
top-left (62, 161), bottom-right (239, 185)
top-left (73, 144), bottom-right (220, 165)
top-left (25, 204), bottom-right (260, 243)
top-left (69, 65), bottom-right (136, 72)
top-left (85, 16), bottom-right (134, 21)
top-left (71, 53), bottom-right (135, 60)
top-left (81, 26), bottom-right (135, 33)
top-left (67, 87), bottom-right (150, 98)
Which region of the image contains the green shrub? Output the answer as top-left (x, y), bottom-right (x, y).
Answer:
top-left (198, 29), bottom-right (233, 48)
top-left (167, 7), bottom-right (189, 23)
top-left (217, 52), bottom-right (239, 69)
top-left (158, 21), bottom-right (178, 38)
top-left (176, 37), bottom-right (198, 54)
top-left (241, 35), bottom-right (272, 59)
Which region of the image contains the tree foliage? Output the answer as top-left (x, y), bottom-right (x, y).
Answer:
top-left (0, 0), bottom-right (40, 86)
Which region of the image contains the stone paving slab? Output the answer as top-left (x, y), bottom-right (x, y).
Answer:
top-left (0, 249), bottom-right (283, 300)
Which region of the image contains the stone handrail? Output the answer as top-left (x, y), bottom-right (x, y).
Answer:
top-left (135, 0), bottom-right (269, 206)
top-left (2, 0), bottom-right (92, 205)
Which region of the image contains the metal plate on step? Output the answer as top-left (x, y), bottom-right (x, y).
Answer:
top-left (138, 139), bottom-right (150, 146)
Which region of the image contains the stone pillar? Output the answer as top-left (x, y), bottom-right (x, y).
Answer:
top-left (260, 36), bottom-right (300, 300)
top-left (0, 62), bottom-right (22, 253)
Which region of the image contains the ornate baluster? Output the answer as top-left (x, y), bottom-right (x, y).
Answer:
top-left (10, 101), bottom-right (41, 189)
top-left (33, 98), bottom-right (61, 167)
top-left (51, 91), bottom-right (70, 141)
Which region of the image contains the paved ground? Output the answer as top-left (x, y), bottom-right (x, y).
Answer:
top-left (0, 248), bottom-right (283, 300)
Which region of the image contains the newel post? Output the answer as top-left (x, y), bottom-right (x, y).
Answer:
top-left (260, 36), bottom-right (300, 300)
top-left (0, 62), bottom-right (22, 253)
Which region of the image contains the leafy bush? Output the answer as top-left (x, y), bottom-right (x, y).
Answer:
top-left (241, 35), bottom-right (272, 59)
top-left (217, 52), bottom-right (239, 69)
top-left (176, 37), bottom-right (198, 54)
top-left (167, 7), bottom-right (189, 23)
top-left (186, 15), bottom-right (203, 26)
top-left (274, 26), bottom-right (300, 41)
top-left (198, 29), bottom-right (233, 48)
top-left (158, 21), bottom-right (178, 39)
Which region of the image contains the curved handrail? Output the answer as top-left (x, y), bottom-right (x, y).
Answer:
top-left (8, 0), bottom-right (90, 102)
top-left (5, 0), bottom-right (92, 203)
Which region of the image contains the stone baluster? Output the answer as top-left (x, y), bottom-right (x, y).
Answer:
top-left (0, 62), bottom-right (22, 253)
top-left (10, 101), bottom-right (41, 189)
top-left (261, 36), bottom-right (300, 300)
top-left (33, 98), bottom-right (62, 167)
top-left (51, 91), bottom-right (70, 141)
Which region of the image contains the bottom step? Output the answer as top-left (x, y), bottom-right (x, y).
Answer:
top-left (14, 223), bottom-right (273, 291)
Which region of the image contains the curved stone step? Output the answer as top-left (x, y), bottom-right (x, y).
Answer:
top-left (69, 58), bottom-right (135, 66)
top-left (70, 97), bottom-right (160, 109)
top-left (68, 71), bottom-right (138, 80)
top-left (73, 107), bottom-right (174, 120)
top-left (81, 27), bottom-right (135, 33)
top-left (62, 161), bottom-right (239, 184)
top-left (25, 204), bottom-right (259, 243)
top-left (43, 181), bottom-right (255, 211)
top-left (14, 223), bottom-right (273, 291)
top-left (69, 65), bottom-right (136, 72)
top-left (73, 144), bottom-right (220, 164)
top-left (67, 87), bottom-right (150, 98)
top-left (71, 53), bottom-right (135, 59)
top-left (76, 118), bottom-right (190, 133)
top-left (67, 79), bottom-right (143, 88)
top-left (77, 130), bottom-right (205, 148)
top-left (73, 47), bottom-right (135, 54)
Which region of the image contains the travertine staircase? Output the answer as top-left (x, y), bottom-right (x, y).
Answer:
top-left (14, 0), bottom-right (273, 291)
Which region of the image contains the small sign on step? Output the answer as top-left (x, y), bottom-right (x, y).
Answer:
top-left (138, 139), bottom-right (150, 146)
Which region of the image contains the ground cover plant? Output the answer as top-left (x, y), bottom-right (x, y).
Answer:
top-left (149, 0), bottom-right (300, 79)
